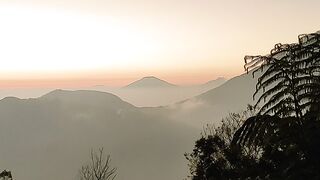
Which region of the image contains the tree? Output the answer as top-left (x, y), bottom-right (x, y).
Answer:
top-left (233, 30), bottom-right (320, 179)
top-left (79, 148), bottom-right (117, 180)
top-left (186, 30), bottom-right (320, 180)
top-left (244, 32), bottom-right (320, 118)
top-left (235, 31), bottom-right (320, 146)
top-left (185, 106), bottom-right (263, 180)
top-left (0, 170), bottom-right (13, 180)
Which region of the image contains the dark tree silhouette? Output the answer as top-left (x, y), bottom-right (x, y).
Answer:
top-left (233, 31), bottom-right (320, 179)
top-left (187, 30), bottom-right (320, 180)
top-left (185, 106), bottom-right (263, 179)
top-left (79, 148), bottom-right (117, 180)
top-left (234, 31), bottom-right (320, 146)
top-left (244, 32), bottom-right (320, 118)
top-left (0, 170), bottom-right (13, 180)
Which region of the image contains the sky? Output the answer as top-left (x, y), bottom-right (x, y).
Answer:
top-left (0, 0), bottom-right (319, 88)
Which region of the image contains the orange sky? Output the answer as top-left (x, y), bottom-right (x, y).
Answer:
top-left (0, 0), bottom-right (319, 88)
top-left (0, 69), bottom-right (228, 88)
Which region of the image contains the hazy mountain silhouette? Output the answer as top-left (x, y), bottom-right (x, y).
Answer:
top-left (201, 77), bottom-right (227, 89)
top-left (103, 76), bottom-right (227, 107)
top-left (124, 76), bottom-right (176, 88)
top-left (0, 72), bottom-right (257, 180)
top-left (0, 88), bottom-right (54, 100)
top-left (0, 77), bottom-right (227, 107)
top-left (143, 71), bottom-right (259, 128)
top-left (0, 90), bottom-right (198, 180)
top-left (198, 72), bottom-right (258, 106)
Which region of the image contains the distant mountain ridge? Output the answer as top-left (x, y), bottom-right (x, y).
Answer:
top-left (0, 76), bottom-right (227, 107)
top-left (124, 76), bottom-right (176, 88)
top-left (0, 89), bottom-right (197, 180)
top-left (201, 77), bottom-right (227, 89)
top-left (0, 72), bottom-right (259, 180)
top-left (142, 70), bottom-right (260, 128)
top-left (112, 76), bottom-right (227, 107)
top-left (40, 89), bottom-right (135, 108)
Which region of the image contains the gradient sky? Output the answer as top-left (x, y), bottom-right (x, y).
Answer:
top-left (0, 0), bottom-right (319, 88)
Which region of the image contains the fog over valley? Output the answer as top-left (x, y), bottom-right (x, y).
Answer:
top-left (0, 76), bottom-right (226, 107)
top-left (0, 72), bottom-right (258, 180)
top-left (1, 1), bottom-right (319, 179)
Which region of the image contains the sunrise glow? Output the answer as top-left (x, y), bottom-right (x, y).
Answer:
top-left (0, 0), bottom-right (319, 87)
top-left (0, 6), bottom-right (162, 76)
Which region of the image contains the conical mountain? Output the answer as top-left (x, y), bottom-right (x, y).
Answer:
top-left (143, 70), bottom-right (260, 128)
top-left (124, 76), bottom-right (176, 88)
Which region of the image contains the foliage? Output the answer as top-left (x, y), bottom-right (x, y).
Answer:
top-left (79, 148), bottom-right (117, 180)
top-left (185, 106), bottom-right (263, 180)
top-left (244, 32), bottom-right (320, 118)
top-left (186, 31), bottom-right (320, 180)
top-left (0, 170), bottom-right (12, 180)
top-left (235, 31), bottom-right (320, 147)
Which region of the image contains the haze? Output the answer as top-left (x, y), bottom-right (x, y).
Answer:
top-left (0, 0), bottom-right (319, 88)
top-left (0, 1), bottom-right (319, 180)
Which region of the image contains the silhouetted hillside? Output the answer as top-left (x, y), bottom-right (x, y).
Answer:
top-left (0, 77), bottom-right (227, 107)
top-left (201, 77), bottom-right (227, 90)
top-left (143, 71), bottom-right (259, 128)
top-left (0, 90), bottom-right (198, 180)
top-left (109, 77), bottom-right (226, 107)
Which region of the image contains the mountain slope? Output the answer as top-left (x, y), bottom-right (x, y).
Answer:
top-left (0, 77), bottom-right (227, 107)
top-left (143, 71), bottom-right (259, 128)
top-left (106, 77), bottom-right (227, 107)
top-left (198, 72), bottom-right (258, 106)
top-left (201, 77), bottom-right (227, 90)
top-left (0, 90), bottom-right (197, 180)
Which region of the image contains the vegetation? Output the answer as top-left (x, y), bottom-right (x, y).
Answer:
top-left (186, 31), bottom-right (320, 179)
top-left (79, 148), bottom-right (117, 180)
top-left (185, 106), bottom-right (261, 179)
top-left (0, 170), bottom-right (13, 179)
